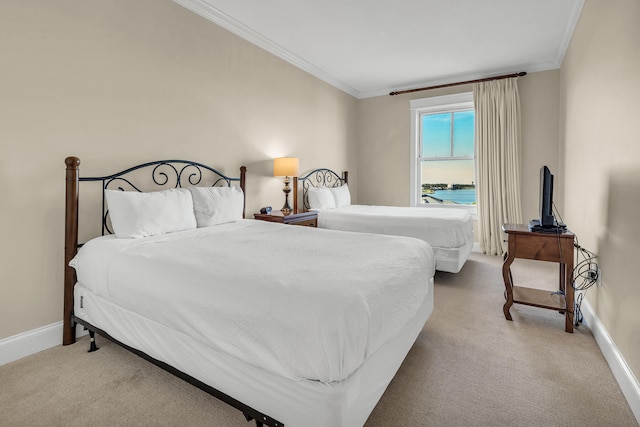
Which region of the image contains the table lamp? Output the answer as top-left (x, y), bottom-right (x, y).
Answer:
top-left (273, 157), bottom-right (299, 215)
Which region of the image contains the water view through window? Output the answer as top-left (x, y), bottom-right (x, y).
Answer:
top-left (421, 110), bottom-right (475, 205)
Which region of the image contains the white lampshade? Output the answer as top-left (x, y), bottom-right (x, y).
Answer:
top-left (273, 157), bottom-right (299, 177)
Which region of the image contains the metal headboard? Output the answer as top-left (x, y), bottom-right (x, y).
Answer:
top-left (294, 168), bottom-right (348, 211)
top-left (76, 158), bottom-right (246, 236)
top-left (63, 156), bottom-right (246, 346)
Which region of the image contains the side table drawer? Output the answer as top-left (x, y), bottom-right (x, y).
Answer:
top-left (289, 218), bottom-right (317, 227)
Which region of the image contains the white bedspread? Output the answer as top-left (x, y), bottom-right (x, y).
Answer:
top-left (70, 220), bottom-right (434, 383)
top-left (316, 205), bottom-right (473, 248)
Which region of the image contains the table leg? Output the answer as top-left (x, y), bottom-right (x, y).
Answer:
top-left (564, 262), bottom-right (574, 333)
top-left (502, 251), bottom-right (515, 321)
top-left (559, 263), bottom-right (566, 314)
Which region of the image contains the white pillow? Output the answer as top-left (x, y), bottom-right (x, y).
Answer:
top-left (188, 186), bottom-right (244, 227)
top-left (307, 187), bottom-right (336, 210)
top-left (105, 188), bottom-right (197, 239)
top-left (329, 184), bottom-right (351, 208)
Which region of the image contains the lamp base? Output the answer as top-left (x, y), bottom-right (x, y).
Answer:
top-left (280, 194), bottom-right (291, 216)
top-left (281, 176), bottom-right (292, 216)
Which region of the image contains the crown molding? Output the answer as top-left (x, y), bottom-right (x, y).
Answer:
top-left (172, 0), bottom-right (360, 98)
top-left (173, 0), bottom-right (584, 100)
top-left (556, 0), bottom-right (585, 68)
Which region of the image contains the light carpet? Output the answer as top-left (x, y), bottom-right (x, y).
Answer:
top-left (1, 253), bottom-right (637, 426)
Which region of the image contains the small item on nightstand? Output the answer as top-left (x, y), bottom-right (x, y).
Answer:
top-left (260, 206), bottom-right (272, 214)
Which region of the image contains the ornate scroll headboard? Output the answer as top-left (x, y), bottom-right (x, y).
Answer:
top-left (293, 168), bottom-right (348, 212)
top-left (76, 158), bottom-right (245, 236)
top-left (63, 156), bottom-right (246, 345)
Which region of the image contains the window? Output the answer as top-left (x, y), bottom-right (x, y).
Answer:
top-left (410, 93), bottom-right (476, 214)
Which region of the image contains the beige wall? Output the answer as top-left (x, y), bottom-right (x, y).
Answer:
top-left (519, 70), bottom-right (561, 220)
top-left (560, 0), bottom-right (640, 382)
top-left (0, 0), bottom-right (357, 340)
top-left (355, 70), bottom-right (561, 222)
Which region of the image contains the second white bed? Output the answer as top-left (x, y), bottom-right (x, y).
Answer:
top-left (315, 205), bottom-right (473, 273)
top-left (296, 168), bottom-right (474, 274)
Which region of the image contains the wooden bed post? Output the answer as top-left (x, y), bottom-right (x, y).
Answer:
top-left (240, 166), bottom-right (246, 219)
top-left (63, 156), bottom-right (80, 345)
top-left (293, 177), bottom-right (299, 214)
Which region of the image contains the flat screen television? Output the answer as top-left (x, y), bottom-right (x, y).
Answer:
top-left (529, 165), bottom-right (565, 232)
top-left (539, 165), bottom-right (555, 227)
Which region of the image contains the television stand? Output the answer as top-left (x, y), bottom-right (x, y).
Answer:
top-left (502, 223), bottom-right (575, 333)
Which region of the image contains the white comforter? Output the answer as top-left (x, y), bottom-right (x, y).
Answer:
top-left (70, 220), bottom-right (434, 383)
top-left (316, 205), bottom-right (473, 248)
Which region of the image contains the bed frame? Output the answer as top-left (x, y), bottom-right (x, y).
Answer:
top-left (62, 157), bottom-right (283, 427)
top-left (293, 168), bottom-right (348, 212)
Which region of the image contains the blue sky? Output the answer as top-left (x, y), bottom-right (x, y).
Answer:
top-left (422, 111), bottom-right (474, 158)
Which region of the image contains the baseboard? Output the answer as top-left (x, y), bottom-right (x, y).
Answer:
top-left (582, 299), bottom-right (640, 423)
top-left (0, 322), bottom-right (87, 366)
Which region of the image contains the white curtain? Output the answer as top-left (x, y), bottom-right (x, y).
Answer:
top-left (474, 78), bottom-right (523, 256)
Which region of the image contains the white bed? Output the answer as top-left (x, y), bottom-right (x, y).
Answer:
top-left (315, 205), bottom-right (473, 274)
top-left (294, 169), bottom-right (474, 273)
top-left (63, 157), bottom-right (436, 427)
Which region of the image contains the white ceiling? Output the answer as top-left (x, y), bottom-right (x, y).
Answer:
top-left (174, 0), bottom-right (584, 99)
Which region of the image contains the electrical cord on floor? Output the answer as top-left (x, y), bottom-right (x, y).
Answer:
top-left (573, 244), bottom-right (598, 290)
top-left (575, 292), bottom-right (585, 326)
top-left (551, 203), bottom-right (599, 327)
top-left (572, 235), bottom-right (599, 327)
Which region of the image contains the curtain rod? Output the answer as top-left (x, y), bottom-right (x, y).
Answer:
top-left (389, 71), bottom-right (527, 96)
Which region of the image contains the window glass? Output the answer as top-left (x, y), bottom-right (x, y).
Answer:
top-left (422, 113), bottom-right (451, 158)
top-left (421, 159), bottom-right (475, 204)
top-left (410, 92), bottom-right (477, 210)
top-left (420, 110), bottom-right (475, 205)
top-left (452, 111), bottom-right (474, 157)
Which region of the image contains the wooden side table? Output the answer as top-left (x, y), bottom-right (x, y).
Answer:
top-left (254, 210), bottom-right (318, 227)
top-left (502, 223), bottom-right (575, 333)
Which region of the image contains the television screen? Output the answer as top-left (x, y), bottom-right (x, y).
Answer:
top-left (529, 166), bottom-right (566, 232)
top-left (540, 165), bottom-right (555, 227)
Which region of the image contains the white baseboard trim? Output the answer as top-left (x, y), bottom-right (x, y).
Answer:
top-left (0, 322), bottom-right (87, 366)
top-left (582, 299), bottom-right (640, 423)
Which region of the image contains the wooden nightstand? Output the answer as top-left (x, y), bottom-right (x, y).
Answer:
top-left (502, 223), bottom-right (575, 332)
top-left (254, 210), bottom-right (318, 227)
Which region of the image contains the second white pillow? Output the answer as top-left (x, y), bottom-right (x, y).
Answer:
top-left (307, 187), bottom-right (336, 210)
top-left (189, 186), bottom-right (244, 227)
top-left (329, 184), bottom-right (351, 208)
